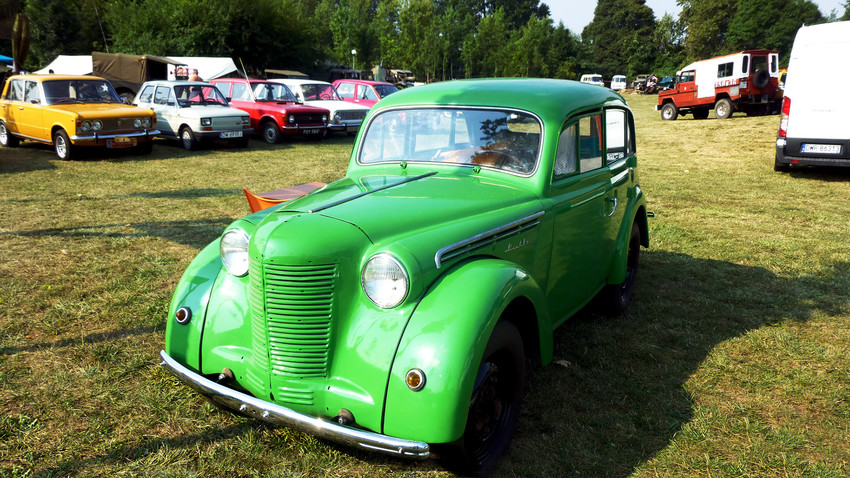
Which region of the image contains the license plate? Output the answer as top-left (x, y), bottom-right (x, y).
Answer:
top-left (303, 129), bottom-right (321, 135)
top-left (108, 137), bottom-right (136, 148)
top-left (801, 143), bottom-right (841, 154)
top-left (220, 131), bottom-right (243, 139)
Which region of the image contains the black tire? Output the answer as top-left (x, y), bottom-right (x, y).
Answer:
top-left (53, 129), bottom-right (75, 160)
top-left (133, 140), bottom-right (154, 155)
top-left (445, 321), bottom-right (525, 476)
top-left (601, 222), bottom-right (641, 316)
top-left (715, 98), bottom-right (733, 119)
top-left (754, 69), bottom-right (770, 89)
top-left (692, 108), bottom-right (709, 120)
top-left (262, 120), bottom-right (281, 144)
top-left (0, 121), bottom-right (19, 147)
top-left (661, 102), bottom-right (678, 121)
top-left (180, 126), bottom-right (197, 151)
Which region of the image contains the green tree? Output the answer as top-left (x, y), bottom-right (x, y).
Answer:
top-left (329, 0), bottom-right (379, 69)
top-left (725, 0), bottom-right (822, 63)
top-left (582, 0), bottom-right (656, 78)
top-left (26, 0), bottom-right (106, 69)
top-left (653, 12), bottom-right (686, 74)
top-left (461, 7), bottom-right (510, 77)
top-left (677, 0), bottom-right (738, 61)
top-left (506, 15), bottom-right (552, 77)
top-left (842, 1), bottom-right (850, 20)
top-left (398, 0), bottom-right (440, 80)
top-left (548, 23), bottom-right (583, 79)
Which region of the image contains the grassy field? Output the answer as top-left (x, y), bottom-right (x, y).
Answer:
top-left (1, 94), bottom-right (848, 478)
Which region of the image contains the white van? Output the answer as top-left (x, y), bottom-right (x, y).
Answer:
top-left (580, 74), bottom-right (604, 86)
top-left (775, 21), bottom-right (850, 171)
top-left (610, 75), bottom-right (627, 90)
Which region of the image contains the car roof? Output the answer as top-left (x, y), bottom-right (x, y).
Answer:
top-left (334, 79), bottom-right (393, 86)
top-left (142, 80), bottom-right (212, 87)
top-left (373, 78), bottom-right (627, 122)
top-left (7, 74), bottom-right (109, 82)
top-left (273, 79), bottom-right (332, 86)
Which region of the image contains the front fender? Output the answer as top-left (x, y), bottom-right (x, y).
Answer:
top-left (382, 259), bottom-right (549, 444)
top-left (164, 239), bottom-right (222, 371)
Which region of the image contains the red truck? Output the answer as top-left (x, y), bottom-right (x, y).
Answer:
top-left (657, 50), bottom-right (782, 120)
top-left (211, 78), bottom-right (329, 143)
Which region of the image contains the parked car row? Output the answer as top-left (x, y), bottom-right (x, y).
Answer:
top-left (0, 74), bottom-right (401, 159)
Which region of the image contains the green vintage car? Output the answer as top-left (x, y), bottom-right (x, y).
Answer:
top-left (160, 78), bottom-right (649, 473)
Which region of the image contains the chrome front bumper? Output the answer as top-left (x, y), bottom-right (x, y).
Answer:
top-left (71, 129), bottom-right (160, 141)
top-left (159, 350), bottom-right (430, 459)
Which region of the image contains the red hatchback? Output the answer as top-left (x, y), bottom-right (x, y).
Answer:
top-left (211, 78), bottom-right (330, 143)
top-left (332, 79), bottom-right (399, 108)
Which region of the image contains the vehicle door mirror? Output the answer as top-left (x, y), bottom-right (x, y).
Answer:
top-left (30, 99), bottom-right (40, 104)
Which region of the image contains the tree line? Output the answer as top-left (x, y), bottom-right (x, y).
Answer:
top-left (11, 0), bottom-right (850, 81)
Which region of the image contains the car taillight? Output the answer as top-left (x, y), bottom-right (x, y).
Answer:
top-left (778, 96), bottom-right (790, 138)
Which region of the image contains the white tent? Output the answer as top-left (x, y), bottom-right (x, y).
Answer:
top-left (166, 56), bottom-right (241, 81)
top-left (34, 55), bottom-right (93, 75)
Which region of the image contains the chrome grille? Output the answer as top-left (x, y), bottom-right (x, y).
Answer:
top-left (337, 110), bottom-right (366, 121)
top-left (294, 113), bottom-right (326, 125)
top-left (262, 262), bottom-right (336, 377)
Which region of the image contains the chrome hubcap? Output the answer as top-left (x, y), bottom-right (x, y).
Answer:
top-left (56, 136), bottom-right (67, 157)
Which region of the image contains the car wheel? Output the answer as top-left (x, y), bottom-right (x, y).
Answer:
top-left (601, 222), bottom-right (641, 316)
top-left (446, 321), bottom-right (525, 476)
top-left (262, 121), bottom-right (281, 144)
top-left (715, 98), bottom-right (733, 119)
top-left (0, 121), bottom-right (19, 147)
top-left (180, 126), bottom-right (197, 151)
top-left (692, 109), bottom-right (709, 120)
top-left (53, 129), bottom-right (75, 160)
top-left (661, 103), bottom-right (678, 121)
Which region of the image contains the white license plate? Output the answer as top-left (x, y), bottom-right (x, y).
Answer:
top-left (303, 129), bottom-right (321, 135)
top-left (220, 131), bottom-right (243, 139)
top-left (801, 143), bottom-right (841, 154)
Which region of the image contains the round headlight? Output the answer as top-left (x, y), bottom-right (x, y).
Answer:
top-left (322, 114), bottom-right (328, 123)
top-left (92, 120), bottom-right (103, 131)
top-left (142, 118), bottom-right (152, 128)
top-left (81, 121), bottom-right (92, 132)
top-left (220, 229), bottom-right (250, 277)
top-left (288, 115), bottom-right (295, 123)
top-left (133, 118), bottom-right (142, 128)
top-left (361, 253), bottom-right (408, 308)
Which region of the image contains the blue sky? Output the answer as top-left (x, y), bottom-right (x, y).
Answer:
top-left (544, 0), bottom-right (847, 35)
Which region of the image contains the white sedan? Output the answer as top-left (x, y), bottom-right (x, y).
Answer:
top-left (134, 80), bottom-right (252, 150)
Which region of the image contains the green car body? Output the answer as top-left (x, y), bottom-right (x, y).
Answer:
top-left (161, 78), bottom-right (648, 471)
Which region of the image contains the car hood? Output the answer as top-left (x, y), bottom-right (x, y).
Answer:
top-left (48, 104), bottom-right (156, 119)
top-left (275, 172), bottom-right (539, 251)
top-left (304, 100), bottom-right (369, 114)
top-left (166, 105), bottom-right (248, 119)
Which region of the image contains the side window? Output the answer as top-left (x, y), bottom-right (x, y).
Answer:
top-left (137, 85), bottom-right (155, 104)
top-left (24, 81), bottom-right (40, 103)
top-left (153, 86), bottom-right (171, 105)
top-left (363, 86), bottom-right (378, 101)
top-left (337, 82), bottom-right (354, 98)
top-left (606, 109), bottom-right (627, 164)
top-left (680, 71), bottom-right (695, 83)
top-left (554, 124), bottom-right (577, 177)
top-left (6, 79), bottom-right (23, 101)
top-left (231, 83), bottom-right (249, 100)
top-left (579, 115), bottom-right (603, 172)
top-left (717, 62), bottom-right (733, 78)
top-left (216, 82), bottom-right (232, 97)
top-left (742, 56), bottom-right (749, 74)
top-left (771, 55), bottom-right (778, 73)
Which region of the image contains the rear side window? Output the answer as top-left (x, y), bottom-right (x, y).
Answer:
top-left (137, 85), bottom-right (155, 104)
top-left (24, 81), bottom-right (40, 103)
top-left (6, 79), bottom-right (23, 101)
top-left (154, 86), bottom-right (172, 105)
top-left (718, 62), bottom-right (733, 78)
top-left (606, 109), bottom-right (634, 164)
top-left (742, 56), bottom-right (749, 74)
top-left (554, 113), bottom-right (603, 177)
top-left (336, 82), bottom-right (355, 98)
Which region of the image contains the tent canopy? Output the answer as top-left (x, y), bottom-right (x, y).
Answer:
top-left (34, 55), bottom-right (93, 75)
top-left (0, 54), bottom-right (13, 66)
top-left (167, 56), bottom-right (240, 81)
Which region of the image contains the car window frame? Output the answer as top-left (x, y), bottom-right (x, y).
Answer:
top-left (553, 106), bottom-right (635, 181)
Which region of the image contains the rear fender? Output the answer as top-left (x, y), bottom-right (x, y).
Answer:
top-left (607, 184), bottom-right (648, 285)
top-left (382, 258), bottom-right (549, 443)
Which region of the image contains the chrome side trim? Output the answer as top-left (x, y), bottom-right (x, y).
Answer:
top-left (434, 211), bottom-right (545, 269)
top-left (159, 350), bottom-right (430, 460)
top-left (71, 130), bottom-right (160, 141)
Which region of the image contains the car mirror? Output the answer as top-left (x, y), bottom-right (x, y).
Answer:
top-left (30, 99), bottom-right (40, 104)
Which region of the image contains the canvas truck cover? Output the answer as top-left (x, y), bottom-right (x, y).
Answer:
top-left (92, 52), bottom-right (181, 85)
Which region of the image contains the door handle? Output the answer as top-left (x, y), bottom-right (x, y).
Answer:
top-left (605, 196), bottom-right (618, 217)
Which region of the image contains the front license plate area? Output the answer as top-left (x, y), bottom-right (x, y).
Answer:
top-left (801, 143), bottom-right (841, 154)
top-left (220, 131), bottom-right (243, 139)
top-left (108, 137), bottom-right (137, 148)
top-left (303, 129), bottom-right (321, 135)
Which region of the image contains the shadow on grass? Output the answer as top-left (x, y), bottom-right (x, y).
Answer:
top-left (0, 325), bottom-right (160, 356)
top-left (0, 143), bottom-right (57, 174)
top-left (0, 218), bottom-right (231, 250)
top-left (785, 165), bottom-right (850, 182)
top-left (502, 250), bottom-right (848, 477)
top-left (113, 188), bottom-right (240, 200)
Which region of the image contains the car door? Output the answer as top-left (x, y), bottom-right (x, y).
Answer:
top-left (675, 70), bottom-right (697, 104)
top-left (546, 110), bottom-right (625, 324)
top-left (150, 85), bottom-right (177, 135)
top-left (8, 79), bottom-right (44, 139)
top-left (2, 79), bottom-right (25, 135)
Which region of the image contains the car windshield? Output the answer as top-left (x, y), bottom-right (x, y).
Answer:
top-left (359, 108), bottom-right (541, 175)
top-left (374, 84), bottom-right (399, 98)
top-left (174, 84), bottom-right (229, 106)
top-left (42, 79), bottom-right (123, 105)
top-left (252, 82), bottom-right (296, 102)
top-left (300, 83), bottom-right (342, 101)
